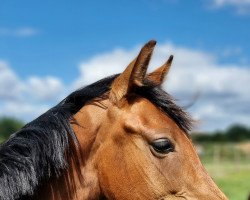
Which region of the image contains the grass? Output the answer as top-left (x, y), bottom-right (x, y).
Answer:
top-left (204, 162), bottom-right (250, 200)
top-left (201, 141), bottom-right (250, 200)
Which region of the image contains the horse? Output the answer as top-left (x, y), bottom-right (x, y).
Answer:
top-left (0, 40), bottom-right (228, 200)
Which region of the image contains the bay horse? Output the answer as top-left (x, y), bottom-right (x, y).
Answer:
top-left (0, 40), bottom-right (227, 200)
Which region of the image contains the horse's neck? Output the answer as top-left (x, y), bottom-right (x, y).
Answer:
top-left (34, 102), bottom-right (107, 200)
top-left (33, 156), bottom-right (99, 200)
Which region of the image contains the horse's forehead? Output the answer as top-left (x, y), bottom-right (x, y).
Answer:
top-left (122, 98), bottom-right (176, 129)
top-left (128, 98), bottom-right (165, 119)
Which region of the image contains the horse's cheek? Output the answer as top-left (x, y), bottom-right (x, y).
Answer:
top-left (96, 139), bottom-right (156, 200)
top-left (96, 142), bottom-right (132, 199)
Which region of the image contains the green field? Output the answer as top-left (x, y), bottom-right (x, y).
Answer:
top-left (201, 142), bottom-right (250, 200)
top-left (204, 162), bottom-right (250, 200)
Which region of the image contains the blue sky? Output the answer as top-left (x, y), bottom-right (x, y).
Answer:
top-left (0, 0), bottom-right (250, 132)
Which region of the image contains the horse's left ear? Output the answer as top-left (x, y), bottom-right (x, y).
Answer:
top-left (146, 55), bottom-right (173, 86)
top-left (110, 40), bottom-right (156, 106)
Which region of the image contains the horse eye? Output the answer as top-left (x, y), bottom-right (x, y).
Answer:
top-left (151, 138), bottom-right (174, 154)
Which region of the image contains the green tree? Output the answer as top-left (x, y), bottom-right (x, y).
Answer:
top-left (226, 124), bottom-right (250, 142)
top-left (192, 124), bottom-right (250, 143)
top-left (0, 117), bottom-right (24, 142)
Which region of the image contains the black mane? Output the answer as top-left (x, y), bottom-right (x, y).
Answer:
top-left (0, 74), bottom-right (192, 200)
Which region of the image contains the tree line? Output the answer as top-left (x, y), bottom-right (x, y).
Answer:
top-left (0, 117), bottom-right (24, 141)
top-left (192, 124), bottom-right (250, 143)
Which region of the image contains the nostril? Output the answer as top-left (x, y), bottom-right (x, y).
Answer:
top-left (170, 190), bottom-right (178, 195)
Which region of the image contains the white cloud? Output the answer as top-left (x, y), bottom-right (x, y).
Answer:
top-left (0, 60), bottom-right (65, 120)
top-left (74, 42), bottom-right (250, 131)
top-left (0, 60), bottom-right (64, 102)
top-left (26, 76), bottom-right (64, 101)
top-left (0, 102), bottom-right (49, 122)
top-left (211, 0), bottom-right (250, 13)
top-left (0, 27), bottom-right (39, 37)
top-left (0, 61), bottom-right (23, 100)
top-left (73, 48), bottom-right (139, 89)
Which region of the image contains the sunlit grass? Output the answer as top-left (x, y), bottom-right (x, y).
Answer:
top-left (204, 161), bottom-right (250, 199)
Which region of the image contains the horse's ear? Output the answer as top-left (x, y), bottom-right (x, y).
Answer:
top-left (146, 55), bottom-right (173, 86)
top-left (110, 40), bottom-right (156, 105)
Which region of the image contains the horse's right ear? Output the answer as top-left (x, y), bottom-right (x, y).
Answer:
top-left (110, 40), bottom-right (156, 106)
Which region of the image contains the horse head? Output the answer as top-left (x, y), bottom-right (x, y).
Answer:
top-left (70, 40), bottom-right (228, 199)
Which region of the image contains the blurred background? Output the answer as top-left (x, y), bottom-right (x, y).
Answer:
top-left (0, 0), bottom-right (249, 199)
